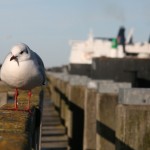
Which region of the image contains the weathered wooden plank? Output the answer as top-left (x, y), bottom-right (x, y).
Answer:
top-left (42, 129), bottom-right (66, 135)
top-left (41, 141), bottom-right (68, 148)
top-left (42, 121), bottom-right (62, 126)
top-left (41, 135), bottom-right (68, 142)
top-left (42, 125), bottom-right (65, 130)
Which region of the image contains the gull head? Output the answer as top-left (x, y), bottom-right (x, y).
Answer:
top-left (10, 43), bottom-right (31, 64)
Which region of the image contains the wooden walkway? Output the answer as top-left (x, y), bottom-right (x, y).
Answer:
top-left (41, 98), bottom-right (68, 150)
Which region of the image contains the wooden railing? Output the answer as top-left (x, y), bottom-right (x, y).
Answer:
top-left (47, 71), bottom-right (150, 150)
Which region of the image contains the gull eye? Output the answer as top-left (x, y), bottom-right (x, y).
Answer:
top-left (20, 51), bottom-right (24, 54)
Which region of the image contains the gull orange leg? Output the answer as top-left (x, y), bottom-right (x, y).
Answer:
top-left (25, 90), bottom-right (32, 113)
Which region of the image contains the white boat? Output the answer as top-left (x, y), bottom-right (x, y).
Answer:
top-left (69, 28), bottom-right (150, 64)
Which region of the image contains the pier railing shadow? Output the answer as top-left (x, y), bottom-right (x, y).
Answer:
top-left (54, 86), bottom-right (84, 150)
top-left (97, 120), bottom-right (134, 150)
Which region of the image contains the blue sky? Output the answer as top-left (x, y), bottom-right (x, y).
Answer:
top-left (0, 0), bottom-right (149, 67)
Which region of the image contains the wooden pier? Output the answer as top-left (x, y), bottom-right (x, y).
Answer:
top-left (41, 98), bottom-right (68, 149)
top-left (1, 58), bottom-right (150, 150)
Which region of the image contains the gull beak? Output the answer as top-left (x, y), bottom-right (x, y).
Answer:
top-left (10, 55), bottom-right (19, 66)
top-left (10, 55), bottom-right (17, 61)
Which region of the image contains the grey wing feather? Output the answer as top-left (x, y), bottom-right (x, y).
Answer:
top-left (33, 51), bottom-right (46, 85)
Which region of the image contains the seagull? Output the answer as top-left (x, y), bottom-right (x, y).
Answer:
top-left (0, 43), bottom-right (46, 112)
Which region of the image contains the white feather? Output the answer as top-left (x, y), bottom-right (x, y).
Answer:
top-left (0, 43), bottom-right (46, 90)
